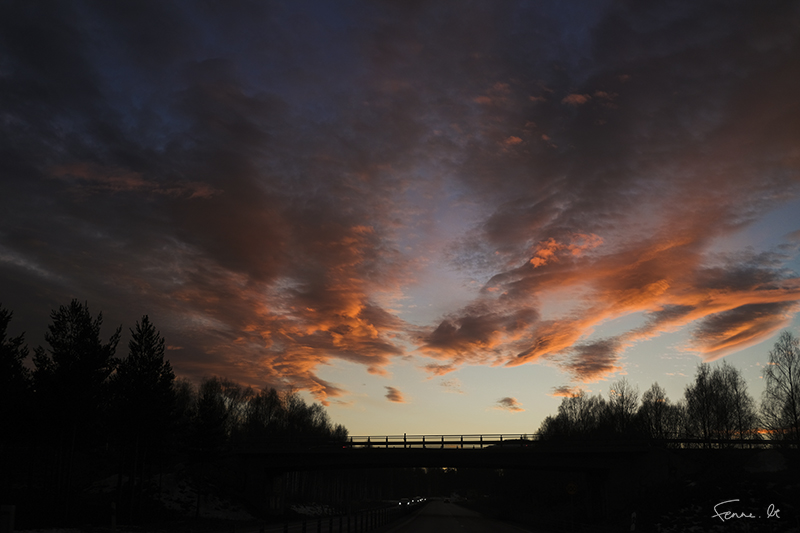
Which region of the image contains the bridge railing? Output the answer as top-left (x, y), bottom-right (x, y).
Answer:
top-left (338, 434), bottom-right (797, 450)
top-left (237, 433), bottom-right (799, 453)
top-left (344, 433), bottom-right (534, 449)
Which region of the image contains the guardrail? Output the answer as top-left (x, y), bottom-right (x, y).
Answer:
top-left (258, 504), bottom-right (410, 533)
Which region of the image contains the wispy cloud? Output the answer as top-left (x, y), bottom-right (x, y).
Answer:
top-left (385, 386), bottom-right (406, 403)
top-left (51, 163), bottom-right (220, 199)
top-left (440, 378), bottom-right (465, 394)
top-left (495, 397), bottom-right (524, 412)
top-left (551, 386), bottom-right (580, 397)
top-left (561, 93), bottom-right (591, 106)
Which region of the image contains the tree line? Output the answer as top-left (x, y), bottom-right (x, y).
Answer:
top-left (537, 331), bottom-right (800, 446)
top-left (0, 299), bottom-right (347, 526)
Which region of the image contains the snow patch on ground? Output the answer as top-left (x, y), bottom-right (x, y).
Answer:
top-left (289, 503), bottom-right (335, 517)
top-left (157, 473), bottom-right (255, 520)
top-left (17, 530), bottom-right (82, 533)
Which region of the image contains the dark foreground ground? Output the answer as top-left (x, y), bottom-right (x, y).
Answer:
top-left (11, 447), bottom-right (800, 533)
top-left (372, 499), bottom-right (534, 533)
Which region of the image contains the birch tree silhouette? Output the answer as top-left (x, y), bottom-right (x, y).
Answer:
top-left (605, 377), bottom-right (639, 436)
top-left (683, 362), bottom-right (757, 445)
top-left (762, 330), bottom-right (800, 443)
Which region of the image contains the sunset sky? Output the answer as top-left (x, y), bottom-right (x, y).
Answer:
top-left (2, 1), bottom-right (800, 436)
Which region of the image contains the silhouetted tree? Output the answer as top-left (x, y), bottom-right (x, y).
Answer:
top-left (243, 387), bottom-right (287, 448)
top-left (604, 377), bottom-right (640, 436)
top-left (32, 299), bottom-right (121, 519)
top-left (214, 377), bottom-right (256, 449)
top-left (0, 305), bottom-right (31, 499)
top-left (111, 315), bottom-right (176, 519)
top-left (0, 305), bottom-right (30, 439)
top-left (537, 390), bottom-right (606, 439)
top-left (537, 414), bottom-right (566, 440)
top-left (717, 360), bottom-right (759, 441)
top-left (171, 377), bottom-right (198, 452)
top-left (190, 378), bottom-right (349, 452)
top-left (33, 300), bottom-right (121, 424)
top-left (195, 377), bottom-right (230, 461)
top-left (637, 382), bottom-right (671, 440)
top-left (331, 422), bottom-right (349, 442)
top-left (684, 363), bottom-right (715, 443)
top-left (665, 400), bottom-right (687, 442)
top-left (761, 330), bottom-right (800, 443)
top-left (683, 362), bottom-right (757, 446)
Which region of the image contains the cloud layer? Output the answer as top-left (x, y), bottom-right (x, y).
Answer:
top-left (2, 1), bottom-right (799, 403)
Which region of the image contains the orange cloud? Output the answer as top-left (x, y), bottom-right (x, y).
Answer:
top-left (429, 206), bottom-right (800, 387)
top-left (529, 233), bottom-right (603, 268)
top-left (594, 91), bottom-right (617, 100)
top-left (561, 93), bottom-right (591, 105)
top-left (6, 0), bottom-right (799, 422)
top-left (474, 81), bottom-right (514, 106)
top-left (51, 162), bottom-right (220, 198)
top-left (156, 206), bottom-right (413, 404)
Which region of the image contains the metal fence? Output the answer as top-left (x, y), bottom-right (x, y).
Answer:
top-left (256, 504), bottom-right (410, 533)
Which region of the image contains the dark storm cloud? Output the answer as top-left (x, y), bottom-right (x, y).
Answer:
top-left (0, 0), bottom-right (425, 399)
